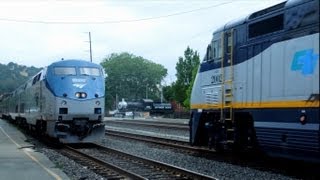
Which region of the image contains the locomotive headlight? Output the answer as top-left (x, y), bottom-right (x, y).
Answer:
top-left (75, 92), bottom-right (81, 98)
top-left (61, 100), bottom-right (67, 105)
top-left (299, 113), bottom-right (307, 125)
top-left (95, 101), bottom-right (100, 106)
top-left (80, 92), bottom-right (87, 98)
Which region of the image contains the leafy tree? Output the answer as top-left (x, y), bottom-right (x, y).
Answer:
top-left (173, 46), bottom-right (200, 108)
top-left (101, 52), bottom-right (167, 110)
top-left (162, 83), bottom-right (175, 102)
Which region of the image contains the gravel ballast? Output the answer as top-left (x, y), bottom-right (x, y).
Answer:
top-left (33, 140), bottom-right (105, 180)
top-left (101, 136), bottom-right (296, 180)
top-left (27, 119), bottom-right (310, 180)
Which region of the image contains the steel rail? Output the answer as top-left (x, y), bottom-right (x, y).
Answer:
top-left (91, 143), bottom-right (216, 180)
top-left (60, 145), bottom-right (146, 179)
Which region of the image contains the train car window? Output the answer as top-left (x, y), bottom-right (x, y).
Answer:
top-left (32, 73), bottom-right (41, 85)
top-left (248, 14), bottom-right (284, 38)
top-left (32, 76), bottom-right (37, 85)
top-left (226, 34), bottom-right (232, 54)
top-left (79, 67), bottom-right (101, 76)
top-left (212, 39), bottom-right (222, 60)
top-left (54, 67), bottom-right (76, 75)
top-left (206, 44), bottom-right (213, 61)
top-left (37, 73), bottom-right (41, 81)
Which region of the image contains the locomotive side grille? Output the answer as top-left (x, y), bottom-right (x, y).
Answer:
top-left (256, 127), bottom-right (319, 152)
top-left (205, 92), bottom-right (219, 104)
top-left (202, 86), bottom-right (220, 105)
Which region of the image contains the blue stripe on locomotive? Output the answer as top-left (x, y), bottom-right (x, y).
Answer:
top-left (45, 59), bottom-right (105, 100)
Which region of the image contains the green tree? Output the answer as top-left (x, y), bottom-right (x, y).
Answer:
top-left (101, 52), bottom-right (167, 110)
top-left (173, 46), bottom-right (200, 108)
top-left (162, 83), bottom-right (175, 102)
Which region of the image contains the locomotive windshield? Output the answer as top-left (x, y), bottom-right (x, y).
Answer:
top-left (54, 67), bottom-right (76, 75)
top-left (53, 67), bottom-right (101, 76)
top-left (79, 67), bottom-right (101, 76)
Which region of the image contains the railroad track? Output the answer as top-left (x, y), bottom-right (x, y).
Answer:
top-left (105, 119), bottom-right (189, 130)
top-left (59, 145), bottom-right (144, 179)
top-left (106, 130), bottom-right (216, 155)
top-left (59, 143), bottom-right (216, 179)
top-left (75, 143), bottom-right (216, 179)
top-left (104, 130), bottom-right (320, 179)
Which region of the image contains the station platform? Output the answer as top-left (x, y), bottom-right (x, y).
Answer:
top-left (0, 119), bottom-right (69, 180)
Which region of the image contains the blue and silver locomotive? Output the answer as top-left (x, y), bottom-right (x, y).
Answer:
top-left (0, 59), bottom-right (105, 143)
top-left (190, 0), bottom-right (319, 162)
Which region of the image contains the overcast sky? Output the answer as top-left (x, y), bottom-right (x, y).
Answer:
top-left (0, 0), bottom-right (284, 84)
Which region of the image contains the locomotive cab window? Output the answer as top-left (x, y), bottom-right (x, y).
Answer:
top-left (205, 44), bottom-right (213, 61)
top-left (54, 67), bottom-right (76, 75)
top-left (212, 39), bottom-right (222, 62)
top-left (79, 67), bottom-right (101, 76)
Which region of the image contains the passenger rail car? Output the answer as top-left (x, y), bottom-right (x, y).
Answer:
top-left (0, 59), bottom-right (105, 143)
top-left (190, 0), bottom-right (319, 162)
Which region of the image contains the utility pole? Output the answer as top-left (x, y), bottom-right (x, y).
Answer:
top-left (88, 32), bottom-right (93, 62)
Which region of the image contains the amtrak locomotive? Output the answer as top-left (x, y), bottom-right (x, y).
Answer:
top-left (190, 0), bottom-right (319, 162)
top-left (0, 59), bottom-right (105, 143)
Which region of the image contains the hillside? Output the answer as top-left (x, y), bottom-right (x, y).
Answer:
top-left (0, 62), bottom-right (42, 94)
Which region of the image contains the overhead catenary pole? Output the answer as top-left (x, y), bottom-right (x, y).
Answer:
top-left (89, 32), bottom-right (93, 62)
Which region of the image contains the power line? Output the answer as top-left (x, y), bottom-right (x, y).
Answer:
top-left (0, 1), bottom-right (233, 24)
